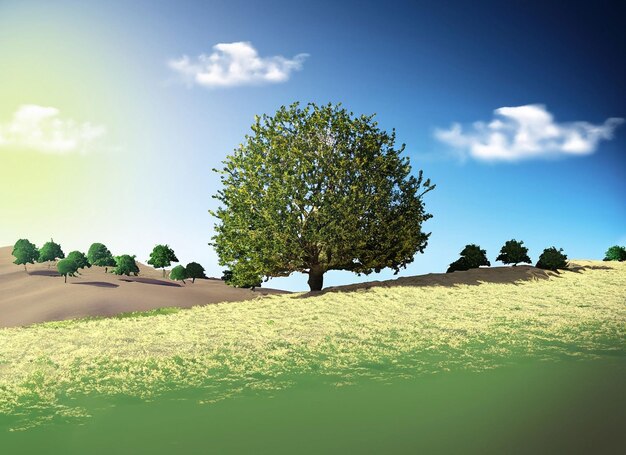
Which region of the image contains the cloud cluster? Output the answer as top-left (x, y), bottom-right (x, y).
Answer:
top-left (0, 105), bottom-right (105, 154)
top-left (169, 41), bottom-right (308, 88)
top-left (435, 104), bottom-right (623, 162)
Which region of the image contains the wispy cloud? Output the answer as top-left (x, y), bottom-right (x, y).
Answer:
top-left (168, 41), bottom-right (308, 88)
top-left (0, 105), bottom-right (105, 154)
top-left (434, 104), bottom-right (623, 162)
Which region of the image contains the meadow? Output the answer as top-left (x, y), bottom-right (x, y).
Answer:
top-left (0, 260), bottom-right (624, 452)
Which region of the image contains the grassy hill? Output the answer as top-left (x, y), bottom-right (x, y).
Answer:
top-left (0, 259), bottom-right (624, 431)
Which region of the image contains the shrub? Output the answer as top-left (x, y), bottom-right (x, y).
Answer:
top-left (221, 269), bottom-right (262, 289)
top-left (536, 247), bottom-right (568, 271)
top-left (603, 245), bottom-right (626, 262)
top-left (447, 244), bottom-right (490, 273)
top-left (496, 239), bottom-right (531, 266)
top-left (170, 265), bottom-right (188, 284)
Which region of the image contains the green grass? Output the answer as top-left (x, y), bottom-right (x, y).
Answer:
top-left (0, 261), bottom-right (624, 432)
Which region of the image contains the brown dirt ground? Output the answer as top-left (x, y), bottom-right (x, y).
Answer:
top-left (0, 246), bottom-right (288, 328)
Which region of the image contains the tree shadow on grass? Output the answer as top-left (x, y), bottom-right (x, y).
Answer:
top-left (72, 282), bottom-right (119, 288)
top-left (118, 277), bottom-right (182, 287)
top-left (298, 266), bottom-right (559, 298)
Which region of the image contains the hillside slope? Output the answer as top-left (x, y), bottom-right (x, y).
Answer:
top-left (0, 246), bottom-right (287, 328)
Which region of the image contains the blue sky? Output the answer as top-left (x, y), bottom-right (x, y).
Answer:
top-left (1, 0), bottom-right (624, 290)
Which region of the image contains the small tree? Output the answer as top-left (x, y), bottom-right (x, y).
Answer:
top-left (447, 244), bottom-right (490, 273)
top-left (12, 239), bottom-right (39, 272)
top-left (186, 262), bottom-right (207, 283)
top-left (536, 247), bottom-right (568, 271)
top-left (496, 239), bottom-right (531, 266)
top-left (112, 255), bottom-right (140, 276)
top-left (170, 265), bottom-right (188, 284)
top-left (147, 244), bottom-right (179, 278)
top-left (57, 258), bottom-right (79, 283)
top-left (603, 245), bottom-right (626, 262)
top-left (67, 251), bottom-right (91, 273)
top-left (87, 243), bottom-right (116, 273)
top-left (38, 239), bottom-right (65, 269)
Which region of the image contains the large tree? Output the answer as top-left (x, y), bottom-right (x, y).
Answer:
top-left (38, 239), bottom-right (65, 269)
top-left (447, 244), bottom-right (490, 273)
top-left (147, 244), bottom-right (179, 278)
top-left (87, 243), bottom-right (116, 273)
top-left (211, 102), bottom-right (435, 291)
top-left (12, 239), bottom-right (39, 272)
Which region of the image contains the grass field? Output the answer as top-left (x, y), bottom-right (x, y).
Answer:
top-left (0, 260), bottom-right (624, 448)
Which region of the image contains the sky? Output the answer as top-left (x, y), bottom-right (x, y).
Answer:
top-left (1, 0), bottom-right (624, 291)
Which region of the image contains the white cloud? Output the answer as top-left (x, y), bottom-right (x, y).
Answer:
top-left (0, 105), bottom-right (105, 154)
top-left (168, 41), bottom-right (308, 88)
top-left (434, 104), bottom-right (624, 162)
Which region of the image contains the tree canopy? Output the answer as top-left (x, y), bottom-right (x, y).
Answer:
top-left (211, 102), bottom-right (435, 291)
top-left (496, 239), bottom-right (531, 266)
top-left (185, 262), bottom-right (207, 283)
top-left (169, 265), bottom-right (188, 283)
top-left (38, 239), bottom-right (65, 268)
top-left (447, 244), bottom-right (491, 273)
top-left (603, 245), bottom-right (626, 262)
top-left (67, 251), bottom-right (91, 271)
top-left (536, 247), bottom-right (568, 271)
top-left (147, 244), bottom-right (179, 277)
top-left (57, 258), bottom-right (79, 283)
top-left (87, 243), bottom-right (116, 272)
top-left (112, 255), bottom-right (140, 276)
top-left (12, 239), bottom-right (39, 271)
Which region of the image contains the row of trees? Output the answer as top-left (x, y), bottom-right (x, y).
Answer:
top-left (12, 240), bottom-right (207, 284)
top-left (446, 239), bottom-right (569, 273)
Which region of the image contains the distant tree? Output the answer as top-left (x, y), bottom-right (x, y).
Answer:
top-left (496, 239), bottom-right (532, 266)
top-left (211, 102), bottom-right (435, 291)
top-left (170, 265), bottom-right (188, 284)
top-left (87, 243), bottom-right (116, 273)
top-left (147, 244), bottom-right (179, 278)
top-left (38, 239), bottom-right (65, 269)
top-left (57, 258), bottom-right (79, 283)
top-left (536, 247), bottom-right (568, 271)
top-left (221, 267), bottom-right (262, 289)
top-left (447, 244), bottom-right (490, 273)
top-left (185, 262), bottom-right (207, 283)
top-left (112, 255), bottom-right (140, 276)
top-left (67, 251), bottom-right (91, 273)
top-left (12, 239), bottom-right (39, 272)
top-left (603, 245), bottom-right (626, 262)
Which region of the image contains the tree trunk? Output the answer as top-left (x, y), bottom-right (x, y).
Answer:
top-left (24, 264), bottom-right (27, 272)
top-left (307, 266), bottom-right (324, 291)
top-left (64, 274), bottom-right (67, 283)
top-left (163, 268), bottom-right (166, 278)
top-left (192, 277), bottom-right (195, 283)
top-left (105, 267), bottom-right (108, 273)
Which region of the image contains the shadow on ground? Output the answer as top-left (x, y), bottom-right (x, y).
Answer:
top-left (118, 277), bottom-right (182, 287)
top-left (72, 282), bottom-right (119, 288)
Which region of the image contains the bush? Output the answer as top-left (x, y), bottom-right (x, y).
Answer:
top-left (536, 247), bottom-right (568, 271)
top-left (447, 244), bottom-right (490, 273)
top-left (603, 245), bottom-right (626, 262)
top-left (170, 265), bottom-right (188, 283)
top-left (496, 239), bottom-right (531, 266)
top-left (221, 269), bottom-right (262, 289)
